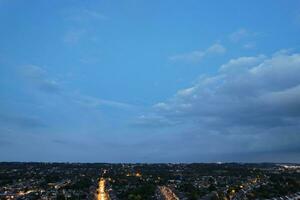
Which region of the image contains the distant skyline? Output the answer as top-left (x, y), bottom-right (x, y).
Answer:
top-left (0, 0), bottom-right (300, 163)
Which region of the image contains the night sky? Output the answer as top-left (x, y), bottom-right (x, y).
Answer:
top-left (1, 0), bottom-right (300, 163)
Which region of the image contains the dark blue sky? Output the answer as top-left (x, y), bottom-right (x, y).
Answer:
top-left (0, 0), bottom-right (300, 162)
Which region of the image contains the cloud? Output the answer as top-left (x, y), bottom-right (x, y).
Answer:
top-left (229, 28), bottom-right (259, 49)
top-left (143, 51), bottom-right (300, 155)
top-left (131, 115), bottom-right (180, 128)
top-left (243, 42), bottom-right (256, 49)
top-left (63, 29), bottom-right (86, 44)
top-left (168, 43), bottom-right (226, 63)
top-left (65, 9), bottom-right (108, 22)
top-left (62, 9), bottom-right (108, 45)
top-left (219, 54), bottom-right (266, 72)
top-left (21, 65), bottom-right (61, 94)
top-left (0, 113), bottom-right (46, 129)
top-left (206, 44), bottom-right (227, 54)
top-left (73, 94), bottom-right (135, 110)
top-left (160, 52), bottom-right (300, 125)
top-left (21, 65), bottom-right (134, 111)
top-left (229, 28), bottom-right (250, 42)
top-left (82, 9), bottom-right (108, 20)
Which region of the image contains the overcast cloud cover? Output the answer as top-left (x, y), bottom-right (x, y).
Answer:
top-left (0, 0), bottom-right (300, 162)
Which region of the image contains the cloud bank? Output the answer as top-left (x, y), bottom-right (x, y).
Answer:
top-left (139, 51), bottom-right (300, 161)
top-left (169, 43), bottom-right (226, 63)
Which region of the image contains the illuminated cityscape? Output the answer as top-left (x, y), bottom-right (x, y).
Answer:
top-left (0, 163), bottom-right (299, 200)
top-left (1, 1), bottom-right (300, 200)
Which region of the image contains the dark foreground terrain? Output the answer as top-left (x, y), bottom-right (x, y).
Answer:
top-left (0, 162), bottom-right (299, 200)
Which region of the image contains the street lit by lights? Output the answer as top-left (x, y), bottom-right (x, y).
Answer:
top-left (97, 178), bottom-right (109, 200)
top-left (159, 186), bottom-right (179, 200)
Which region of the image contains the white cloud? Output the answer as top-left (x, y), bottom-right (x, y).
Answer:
top-left (82, 9), bottom-right (108, 20)
top-left (168, 43), bottom-right (226, 63)
top-left (21, 65), bottom-right (61, 94)
top-left (243, 42), bottom-right (256, 49)
top-left (229, 28), bottom-right (250, 42)
top-left (74, 94), bottom-right (134, 110)
top-left (160, 52), bottom-right (300, 124)
top-left (229, 28), bottom-right (260, 49)
top-left (65, 9), bottom-right (108, 22)
top-left (63, 29), bottom-right (86, 44)
top-left (153, 102), bottom-right (169, 110)
top-left (63, 9), bottom-right (108, 45)
top-left (169, 51), bottom-right (205, 63)
top-left (206, 44), bottom-right (226, 54)
top-left (21, 65), bottom-right (134, 110)
top-left (219, 54), bottom-right (265, 72)
top-left (142, 51), bottom-right (300, 154)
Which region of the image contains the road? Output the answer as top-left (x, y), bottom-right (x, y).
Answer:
top-left (97, 178), bottom-right (109, 200)
top-left (158, 186), bottom-right (179, 200)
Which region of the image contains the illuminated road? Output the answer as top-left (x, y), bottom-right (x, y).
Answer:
top-left (158, 186), bottom-right (179, 200)
top-left (97, 178), bottom-right (109, 200)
